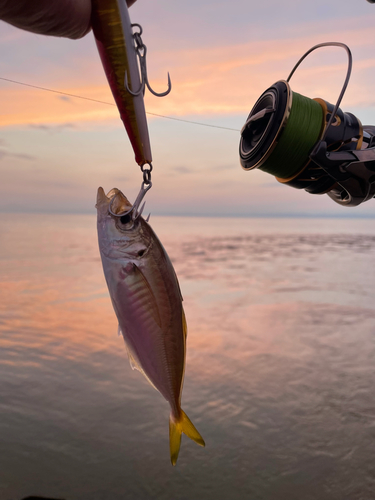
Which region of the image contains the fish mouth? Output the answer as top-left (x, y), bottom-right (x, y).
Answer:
top-left (96, 183), bottom-right (151, 221)
top-left (108, 188), bottom-right (133, 215)
top-left (96, 187), bottom-right (133, 216)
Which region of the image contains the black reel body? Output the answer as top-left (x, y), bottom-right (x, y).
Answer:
top-left (240, 44), bottom-right (375, 207)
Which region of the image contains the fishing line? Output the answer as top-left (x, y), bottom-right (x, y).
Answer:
top-left (0, 76), bottom-right (240, 132)
top-left (256, 89), bottom-right (324, 179)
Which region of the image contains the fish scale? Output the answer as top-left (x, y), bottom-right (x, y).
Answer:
top-left (118, 267), bottom-right (171, 395)
top-left (96, 187), bottom-right (205, 465)
top-left (133, 269), bottom-right (180, 401)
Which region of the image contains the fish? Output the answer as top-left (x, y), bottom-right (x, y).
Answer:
top-left (91, 0), bottom-right (152, 166)
top-left (96, 187), bottom-right (205, 465)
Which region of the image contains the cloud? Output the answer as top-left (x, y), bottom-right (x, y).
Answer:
top-left (209, 164), bottom-right (237, 172)
top-left (0, 148), bottom-right (35, 161)
top-left (0, 84), bottom-right (118, 127)
top-left (28, 122), bottom-right (76, 133)
top-left (172, 166), bottom-right (195, 174)
top-left (1, 15), bottom-right (375, 130)
top-left (58, 95), bottom-right (72, 102)
top-left (1, 5), bottom-right (375, 218)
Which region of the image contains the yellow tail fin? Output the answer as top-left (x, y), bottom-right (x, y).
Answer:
top-left (169, 409), bottom-right (205, 466)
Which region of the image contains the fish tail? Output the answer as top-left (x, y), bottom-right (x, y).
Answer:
top-left (169, 409), bottom-right (205, 466)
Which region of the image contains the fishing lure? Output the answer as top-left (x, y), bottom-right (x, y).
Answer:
top-left (91, 0), bottom-right (171, 167)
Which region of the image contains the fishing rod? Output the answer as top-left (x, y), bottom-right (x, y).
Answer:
top-left (239, 41), bottom-right (375, 207)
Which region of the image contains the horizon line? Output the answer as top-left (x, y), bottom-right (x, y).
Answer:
top-left (0, 210), bottom-right (374, 219)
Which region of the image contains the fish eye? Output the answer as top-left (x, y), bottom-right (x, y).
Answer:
top-left (120, 213), bottom-right (132, 224)
top-left (115, 212), bottom-right (138, 232)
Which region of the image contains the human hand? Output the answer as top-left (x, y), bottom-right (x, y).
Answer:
top-left (0, 0), bottom-right (137, 39)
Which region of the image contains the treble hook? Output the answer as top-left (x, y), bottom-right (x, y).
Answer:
top-left (124, 23), bottom-right (172, 98)
top-left (109, 179), bottom-right (152, 221)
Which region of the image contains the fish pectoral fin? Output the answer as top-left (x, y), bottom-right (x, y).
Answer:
top-left (125, 263), bottom-right (162, 329)
top-left (126, 345), bottom-right (139, 371)
top-left (117, 324), bottom-right (122, 337)
top-left (124, 343), bottom-right (158, 391)
top-left (169, 409), bottom-right (205, 466)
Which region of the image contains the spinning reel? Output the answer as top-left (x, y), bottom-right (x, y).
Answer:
top-left (239, 42), bottom-right (375, 207)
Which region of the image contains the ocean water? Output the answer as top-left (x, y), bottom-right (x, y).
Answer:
top-left (1, 214), bottom-right (375, 500)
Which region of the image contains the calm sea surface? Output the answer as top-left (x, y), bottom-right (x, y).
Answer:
top-left (1, 214), bottom-right (375, 500)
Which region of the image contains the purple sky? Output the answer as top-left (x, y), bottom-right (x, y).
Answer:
top-left (1, 0), bottom-right (375, 216)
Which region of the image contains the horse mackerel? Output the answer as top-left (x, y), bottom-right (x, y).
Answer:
top-left (96, 187), bottom-right (205, 465)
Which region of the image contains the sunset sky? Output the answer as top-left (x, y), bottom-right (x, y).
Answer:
top-left (1, 0), bottom-right (375, 216)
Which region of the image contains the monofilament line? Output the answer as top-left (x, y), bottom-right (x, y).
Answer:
top-left (0, 77), bottom-right (240, 132)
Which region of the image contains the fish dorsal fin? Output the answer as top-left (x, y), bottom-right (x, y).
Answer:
top-left (182, 306), bottom-right (187, 340)
top-left (126, 263), bottom-right (162, 328)
top-left (173, 267), bottom-right (183, 302)
top-left (156, 238), bottom-right (183, 302)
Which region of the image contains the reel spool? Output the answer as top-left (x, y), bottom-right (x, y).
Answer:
top-left (239, 42), bottom-right (375, 207)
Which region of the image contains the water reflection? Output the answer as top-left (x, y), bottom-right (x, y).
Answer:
top-left (1, 214), bottom-right (375, 499)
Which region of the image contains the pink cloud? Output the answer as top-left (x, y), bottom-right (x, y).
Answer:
top-left (2, 17), bottom-right (375, 128)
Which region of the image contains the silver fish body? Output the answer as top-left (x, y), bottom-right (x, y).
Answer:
top-left (96, 187), bottom-right (204, 465)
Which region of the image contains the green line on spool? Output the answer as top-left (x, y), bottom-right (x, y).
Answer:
top-left (259, 91), bottom-right (324, 179)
